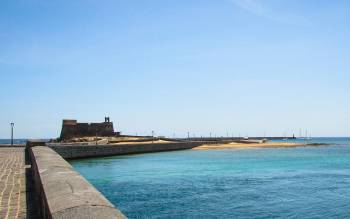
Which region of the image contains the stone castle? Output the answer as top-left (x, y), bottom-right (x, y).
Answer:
top-left (60, 117), bottom-right (120, 140)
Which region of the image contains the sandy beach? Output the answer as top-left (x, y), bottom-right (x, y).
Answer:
top-left (193, 142), bottom-right (324, 150)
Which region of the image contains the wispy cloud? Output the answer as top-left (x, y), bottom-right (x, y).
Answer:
top-left (230, 0), bottom-right (311, 26)
top-left (232, 0), bottom-right (266, 17)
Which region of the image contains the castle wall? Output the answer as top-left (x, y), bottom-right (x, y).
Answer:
top-left (89, 123), bottom-right (114, 136)
top-left (60, 124), bottom-right (77, 139)
top-left (62, 120), bottom-right (77, 125)
top-left (60, 119), bottom-right (117, 140)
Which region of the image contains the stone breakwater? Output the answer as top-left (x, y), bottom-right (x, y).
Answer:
top-left (30, 146), bottom-right (126, 219)
top-left (28, 141), bottom-right (213, 218)
top-left (28, 141), bottom-right (226, 218)
top-left (48, 142), bottom-right (207, 159)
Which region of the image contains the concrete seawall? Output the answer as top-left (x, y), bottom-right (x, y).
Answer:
top-left (49, 142), bottom-right (206, 159)
top-left (30, 146), bottom-right (126, 219)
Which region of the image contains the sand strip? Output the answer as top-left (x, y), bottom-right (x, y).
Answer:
top-left (193, 142), bottom-right (326, 150)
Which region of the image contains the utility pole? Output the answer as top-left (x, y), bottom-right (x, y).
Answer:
top-left (187, 132), bottom-right (190, 141)
top-left (10, 123), bottom-right (14, 146)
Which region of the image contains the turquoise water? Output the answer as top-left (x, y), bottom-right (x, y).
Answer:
top-left (0, 139), bottom-right (27, 144)
top-left (71, 138), bottom-right (350, 219)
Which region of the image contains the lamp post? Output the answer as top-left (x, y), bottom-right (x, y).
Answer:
top-left (10, 123), bottom-right (14, 146)
top-left (151, 130), bottom-right (154, 143)
top-left (95, 128), bottom-right (98, 145)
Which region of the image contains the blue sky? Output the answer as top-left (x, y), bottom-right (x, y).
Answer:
top-left (1, 0), bottom-right (349, 138)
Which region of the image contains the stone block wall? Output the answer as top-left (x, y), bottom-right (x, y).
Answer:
top-left (49, 142), bottom-right (205, 159)
top-left (30, 146), bottom-right (126, 219)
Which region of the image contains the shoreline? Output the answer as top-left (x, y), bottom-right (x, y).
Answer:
top-left (192, 142), bottom-right (328, 150)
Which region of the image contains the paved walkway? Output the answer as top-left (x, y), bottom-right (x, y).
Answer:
top-left (0, 148), bottom-right (38, 219)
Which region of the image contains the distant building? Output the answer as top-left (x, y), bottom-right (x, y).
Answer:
top-left (60, 117), bottom-right (120, 140)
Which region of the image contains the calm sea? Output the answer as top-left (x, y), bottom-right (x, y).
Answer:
top-left (0, 139), bottom-right (27, 144)
top-left (70, 138), bottom-right (350, 219)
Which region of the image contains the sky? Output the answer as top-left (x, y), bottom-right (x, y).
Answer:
top-left (0, 0), bottom-right (350, 138)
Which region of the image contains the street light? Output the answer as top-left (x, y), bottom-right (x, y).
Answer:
top-left (95, 129), bottom-right (98, 145)
top-left (10, 123), bottom-right (14, 146)
top-left (151, 130), bottom-right (154, 143)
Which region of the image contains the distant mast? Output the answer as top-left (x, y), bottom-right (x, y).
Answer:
top-left (302, 129), bottom-right (312, 141)
top-left (305, 130), bottom-right (308, 140)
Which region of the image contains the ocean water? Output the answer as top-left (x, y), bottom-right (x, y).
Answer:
top-left (0, 139), bottom-right (27, 144)
top-left (71, 138), bottom-right (350, 219)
